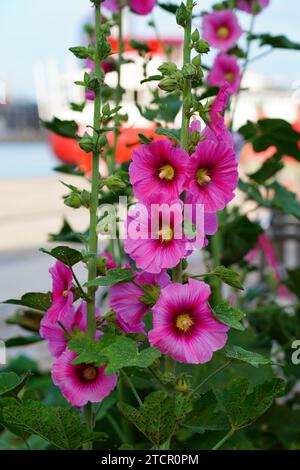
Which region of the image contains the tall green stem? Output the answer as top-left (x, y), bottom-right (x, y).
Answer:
top-left (172, 0), bottom-right (193, 284)
top-left (210, 225), bottom-right (222, 308)
top-left (83, 2), bottom-right (102, 446)
top-left (86, 3), bottom-right (102, 341)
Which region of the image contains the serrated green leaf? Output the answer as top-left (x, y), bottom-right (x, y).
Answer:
top-left (214, 378), bottom-right (285, 431)
top-left (84, 268), bottom-right (135, 287)
top-left (210, 266), bottom-right (244, 290)
top-left (248, 154), bottom-right (283, 184)
top-left (0, 372), bottom-right (31, 397)
top-left (184, 391), bottom-right (229, 433)
top-left (118, 391), bottom-right (192, 446)
top-left (2, 292), bottom-right (52, 312)
top-left (2, 400), bottom-right (106, 450)
top-left (41, 118), bottom-right (78, 138)
top-left (69, 335), bottom-right (161, 374)
top-left (40, 246), bottom-right (83, 267)
top-left (224, 345), bottom-right (276, 368)
top-left (213, 302), bottom-right (245, 331)
top-left (155, 128), bottom-right (181, 142)
top-left (269, 182), bottom-right (300, 220)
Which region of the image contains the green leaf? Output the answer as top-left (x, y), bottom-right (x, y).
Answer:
top-left (224, 345), bottom-right (275, 368)
top-left (250, 33), bottom-right (300, 51)
top-left (49, 218), bottom-right (85, 243)
top-left (239, 119), bottom-right (300, 160)
top-left (68, 335), bottom-right (161, 374)
top-left (53, 164), bottom-right (84, 176)
top-left (184, 391), bottom-right (229, 433)
top-left (129, 40), bottom-right (151, 53)
top-left (209, 266), bottom-right (244, 290)
top-left (118, 391), bottom-right (192, 446)
top-left (283, 268), bottom-right (300, 299)
top-left (84, 268), bottom-right (135, 287)
top-left (0, 372), bottom-right (31, 398)
top-left (40, 246), bottom-right (83, 267)
top-left (141, 74), bottom-right (162, 84)
top-left (137, 93), bottom-right (182, 124)
top-left (69, 45), bottom-right (95, 59)
top-left (5, 335), bottom-right (42, 348)
top-left (2, 400), bottom-right (106, 450)
top-left (248, 154), bottom-right (283, 184)
top-left (155, 128), bottom-right (181, 142)
top-left (214, 378), bottom-right (285, 430)
top-left (221, 215), bottom-right (263, 266)
top-left (269, 182), bottom-right (300, 220)
top-left (41, 118), bottom-right (78, 138)
top-left (212, 302), bottom-right (246, 331)
top-left (2, 292), bottom-right (52, 312)
top-left (158, 2), bottom-right (178, 14)
top-left (103, 337), bottom-right (161, 375)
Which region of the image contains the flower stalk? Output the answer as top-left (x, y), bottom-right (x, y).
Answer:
top-left (86, 2), bottom-right (102, 341)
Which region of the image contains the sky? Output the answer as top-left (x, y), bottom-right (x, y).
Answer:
top-left (0, 0), bottom-right (300, 101)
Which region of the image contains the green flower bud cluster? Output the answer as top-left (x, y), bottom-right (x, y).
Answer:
top-left (63, 182), bottom-right (92, 210)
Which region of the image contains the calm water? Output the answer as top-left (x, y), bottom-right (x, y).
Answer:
top-left (0, 142), bottom-right (58, 179)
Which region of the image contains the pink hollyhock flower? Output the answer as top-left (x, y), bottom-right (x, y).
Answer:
top-left (52, 349), bottom-right (117, 407)
top-left (46, 261), bottom-right (74, 324)
top-left (237, 0), bottom-right (270, 14)
top-left (110, 271), bottom-right (171, 334)
top-left (103, 0), bottom-right (156, 15)
top-left (129, 139), bottom-right (189, 205)
top-left (97, 251), bottom-right (117, 275)
top-left (185, 139), bottom-right (238, 212)
top-left (40, 302), bottom-right (101, 358)
top-left (149, 279), bottom-right (229, 364)
top-left (202, 10), bottom-right (242, 52)
top-left (124, 203), bottom-right (188, 274)
top-left (208, 53), bottom-right (241, 95)
top-left (130, 0), bottom-right (156, 15)
top-left (40, 308), bottom-right (74, 358)
top-left (246, 234), bottom-right (291, 299)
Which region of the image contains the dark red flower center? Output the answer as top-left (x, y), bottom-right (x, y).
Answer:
top-left (76, 364), bottom-right (99, 382)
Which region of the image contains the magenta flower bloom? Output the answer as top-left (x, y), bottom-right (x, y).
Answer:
top-left (237, 0), bottom-right (270, 14)
top-left (52, 349), bottom-right (117, 407)
top-left (202, 10), bottom-right (242, 52)
top-left (124, 203), bottom-right (188, 274)
top-left (103, 0), bottom-right (156, 15)
top-left (208, 53), bottom-right (241, 95)
top-left (40, 302), bottom-right (101, 358)
top-left (110, 271), bottom-right (171, 334)
top-left (46, 261), bottom-right (74, 324)
top-left (149, 279), bottom-right (229, 364)
top-left (129, 140), bottom-right (188, 205)
top-left (205, 84), bottom-right (233, 148)
top-left (185, 139), bottom-right (238, 212)
top-left (40, 308), bottom-right (74, 358)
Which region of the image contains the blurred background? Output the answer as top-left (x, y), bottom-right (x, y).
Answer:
top-left (1, 0), bottom-right (300, 365)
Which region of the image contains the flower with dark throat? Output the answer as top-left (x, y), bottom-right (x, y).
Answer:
top-left (52, 349), bottom-right (117, 407)
top-left (148, 279), bottom-right (229, 364)
top-left (129, 139), bottom-right (188, 205)
top-left (202, 9), bottom-right (242, 52)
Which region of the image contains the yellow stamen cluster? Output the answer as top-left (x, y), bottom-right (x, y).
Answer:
top-left (176, 313), bottom-right (194, 332)
top-left (196, 168), bottom-right (211, 186)
top-left (225, 72), bottom-right (234, 83)
top-left (158, 225), bottom-right (174, 242)
top-left (217, 26), bottom-right (230, 39)
top-left (62, 290), bottom-right (69, 297)
top-left (159, 164), bottom-right (175, 181)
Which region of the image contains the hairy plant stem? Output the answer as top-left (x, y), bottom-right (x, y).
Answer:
top-left (83, 2), bottom-right (102, 448)
top-left (172, 0), bottom-right (193, 285)
top-left (212, 428), bottom-right (235, 450)
top-left (87, 3), bottom-right (102, 341)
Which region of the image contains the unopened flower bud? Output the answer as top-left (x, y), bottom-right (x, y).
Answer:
top-left (139, 284), bottom-right (160, 307)
top-left (158, 61), bottom-right (177, 76)
top-left (175, 375), bottom-right (190, 393)
top-left (194, 40), bottom-right (210, 54)
top-left (64, 193), bottom-right (82, 209)
top-left (158, 77), bottom-right (178, 92)
top-left (182, 63), bottom-right (197, 79)
top-left (191, 29), bottom-right (200, 42)
top-left (176, 2), bottom-right (189, 27)
top-left (192, 54), bottom-right (202, 68)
